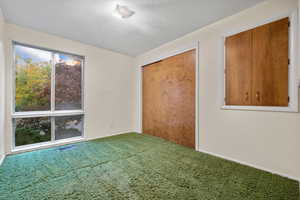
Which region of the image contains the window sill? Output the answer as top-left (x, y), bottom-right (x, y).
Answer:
top-left (221, 105), bottom-right (298, 113)
top-left (11, 137), bottom-right (86, 154)
top-left (12, 110), bottom-right (84, 118)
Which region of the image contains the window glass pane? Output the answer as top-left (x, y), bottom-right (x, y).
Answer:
top-left (55, 115), bottom-right (83, 140)
top-left (15, 45), bottom-right (52, 112)
top-left (55, 54), bottom-right (82, 110)
top-left (15, 117), bottom-right (51, 146)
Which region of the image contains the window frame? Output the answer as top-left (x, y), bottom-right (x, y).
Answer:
top-left (11, 41), bottom-right (85, 150)
top-left (221, 10), bottom-right (299, 112)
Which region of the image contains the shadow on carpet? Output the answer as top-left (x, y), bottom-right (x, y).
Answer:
top-left (0, 133), bottom-right (299, 200)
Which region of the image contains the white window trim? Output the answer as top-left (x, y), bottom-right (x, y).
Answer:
top-left (11, 41), bottom-right (86, 150)
top-left (12, 136), bottom-right (86, 154)
top-left (12, 110), bottom-right (85, 118)
top-left (221, 10), bottom-right (299, 113)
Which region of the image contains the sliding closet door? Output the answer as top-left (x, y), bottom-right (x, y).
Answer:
top-left (142, 50), bottom-right (195, 148)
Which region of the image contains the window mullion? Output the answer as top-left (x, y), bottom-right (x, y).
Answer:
top-left (51, 52), bottom-right (56, 141)
top-left (51, 117), bottom-right (55, 141)
top-left (12, 43), bottom-right (17, 114)
top-left (51, 52), bottom-right (56, 113)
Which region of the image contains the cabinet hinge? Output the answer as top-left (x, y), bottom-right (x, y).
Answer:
top-left (288, 96), bottom-right (290, 103)
top-left (288, 59), bottom-right (290, 65)
top-left (288, 20), bottom-right (291, 27)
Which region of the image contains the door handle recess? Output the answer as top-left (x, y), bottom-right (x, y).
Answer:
top-left (245, 92), bottom-right (249, 102)
top-left (256, 91), bottom-right (260, 102)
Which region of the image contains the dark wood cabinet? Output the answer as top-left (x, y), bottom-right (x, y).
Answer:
top-left (225, 30), bottom-right (252, 105)
top-left (225, 18), bottom-right (289, 107)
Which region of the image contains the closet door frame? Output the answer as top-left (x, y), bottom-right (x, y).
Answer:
top-left (221, 10), bottom-right (298, 113)
top-left (138, 42), bottom-right (200, 151)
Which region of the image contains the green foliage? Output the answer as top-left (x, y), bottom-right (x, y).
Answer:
top-left (15, 57), bottom-right (51, 111)
top-left (15, 127), bottom-right (51, 146)
top-left (15, 117), bottom-right (51, 146)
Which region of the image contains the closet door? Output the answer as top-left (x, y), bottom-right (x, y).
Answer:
top-left (252, 18), bottom-right (289, 106)
top-left (225, 30), bottom-right (252, 105)
top-left (142, 50), bottom-right (195, 148)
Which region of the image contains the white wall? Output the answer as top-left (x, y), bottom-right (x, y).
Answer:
top-left (4, 23), bottom-right (136, 154)
top-left (136, 0), bottom-right (300, 180)
top-left (0, 9), bottom-right (6, 162)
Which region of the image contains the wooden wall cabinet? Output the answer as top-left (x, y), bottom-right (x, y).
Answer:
top-left (225, 18), bottom-right (289, 107)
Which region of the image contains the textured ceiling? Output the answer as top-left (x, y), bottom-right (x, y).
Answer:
top-left (0, 0), bottom-right (265, 56)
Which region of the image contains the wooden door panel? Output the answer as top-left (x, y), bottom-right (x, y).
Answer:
top-left (252, 18), bottom-right (289, 106)
top-left (143, 50), bottom-right (195, 148)
top-left (225, 30), bottom-right (252, 105)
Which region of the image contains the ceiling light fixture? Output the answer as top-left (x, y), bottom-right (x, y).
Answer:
top-left (115, 4), bottom-right (135, 19)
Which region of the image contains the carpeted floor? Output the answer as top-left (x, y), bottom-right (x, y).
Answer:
top-left (0, 133), bottom-right (299, 200)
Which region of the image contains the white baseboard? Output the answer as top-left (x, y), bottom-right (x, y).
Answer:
top-left (0, 154), bottom-right (5, 166)
top-left (197, 149), bottom-right (300, 182)
top-left (88, 130), bottom-right (138, 141)
top-left (108, 130), bottom-right (138, 136)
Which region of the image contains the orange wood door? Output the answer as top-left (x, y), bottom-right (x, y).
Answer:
top-left (225, 30), bottom-right (252, 105)
top-left (142, 50), bottom-right (195, 148)
top-left (252, 18), bottom-right (289, 106)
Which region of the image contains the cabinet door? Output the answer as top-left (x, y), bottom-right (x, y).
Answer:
top-left (225, 30), bottom-right (252, 105)
top-left (252, 18), bottom-right (289, 106)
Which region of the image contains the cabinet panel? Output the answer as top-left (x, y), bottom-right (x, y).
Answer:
top-left (252, 18), bottom-right (289, 106)
top-left (225, 30), bottom-right (252, 105)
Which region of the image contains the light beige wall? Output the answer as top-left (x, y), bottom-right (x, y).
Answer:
top-left (4, 23), bottom-right (136, 154)
top-left (0, 9), bottom-right (5, 159)
top-left (136, 0), bottom-right (300, 180)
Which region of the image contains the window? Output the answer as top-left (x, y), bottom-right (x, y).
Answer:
top-left (12, 42), bottom-right (84, 148)
top-left (223, 14), bottom-right (298, 112)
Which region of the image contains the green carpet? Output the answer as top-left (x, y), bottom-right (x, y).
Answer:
top-left (0, 133), bottom-right (298, 200)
